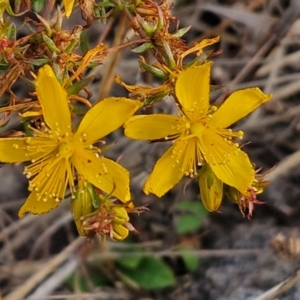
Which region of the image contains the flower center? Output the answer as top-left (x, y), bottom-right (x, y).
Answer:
top-left (58, 140), bottom-right (75, 159)
top-left (190, 122), bottom-right (205, 137)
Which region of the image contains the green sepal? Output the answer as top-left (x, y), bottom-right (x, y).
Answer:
top-left (132, 42), bottom-right (154, 53)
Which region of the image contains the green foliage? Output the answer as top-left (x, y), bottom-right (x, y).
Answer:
top-left (175, 201), bottom-right (208, 234)
top-left (116, 255), bottom-right (142, 269)
top-left (177, 247), bottom-right (199, 272)
top-left (118, 256), bottom-right (176, 289)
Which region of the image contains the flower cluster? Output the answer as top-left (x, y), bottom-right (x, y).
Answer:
top-left (0, 0), bottom-right (273, 241)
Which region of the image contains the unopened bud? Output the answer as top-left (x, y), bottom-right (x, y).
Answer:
top-left (140, 61), bottom-right (168, 79)
top-left (199, 164), bottom-right (223, 212)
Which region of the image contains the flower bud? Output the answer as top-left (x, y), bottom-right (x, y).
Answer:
top-left (132, 42), bottom-right (154, 53)
top-left (199, 164), bottom-right (223, 212)
top-left (139, 60), bottom-right (168, 79)
top-left (70, 182), bottom-right (95, 236)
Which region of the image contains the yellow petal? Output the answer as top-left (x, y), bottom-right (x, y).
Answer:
top-left (210, 88), bottom-right (272, 128)
top-left (36, 65), bottom-right (72, 133)
top-left (0, 138), bottom-right (33, 163)
top-left (64, 0), bottom-right (75, 18)
top-left (113, 224), bottom-right (129, 240)
top-left (112, 206), bottom-right (129, 223)
top-left (73, 149), bottom-right (131, 202)
top-left (124, 114), bottom-right (185, 140)
top-left (18, 190), bottom-right (60, 218)
top-left (178, 37), bottom-right (220, 66)
top-left (200, 130), bottom-right (254, 194)
top-left (75, 98), bottom-right (142, 144)
top-left (25, 157), bottom-right (69, 206)
top-left (144, 141), bottom-right (190, 197)
top-left (199, 163), bottom-right (223, 212)
top-left (175, 62), bottom-right (212, 122)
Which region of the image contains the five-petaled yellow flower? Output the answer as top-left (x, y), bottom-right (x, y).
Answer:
top-left (0, 65), bottom-right (141, 217)
top-left (124, 62), bottom-right (272, 198)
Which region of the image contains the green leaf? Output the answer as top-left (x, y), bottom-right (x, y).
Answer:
top-left (120, 257), bottom-right (175, 289)
top-left (116, 256), bottom-right (143, 269)
top-left (175, 201), bottom-right (208, 234)
top-left (172, 26), bottom-right (191, 38)
top-left (66, 76), bottom-right (95, 95)
top-left (176, 215), bottom-right (203, 235)
top-left (178, 247), bottom-right (199, 272)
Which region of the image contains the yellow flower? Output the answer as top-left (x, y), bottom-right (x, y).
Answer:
top-left (124, 62), bottom-right (272, 197)
top-left (0, 65), bottom-right (141, 217)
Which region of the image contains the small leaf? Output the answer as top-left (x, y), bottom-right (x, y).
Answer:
top-left (175, 201), bottom-right (208, 234)
top-left (116, 256), bottom-right (142, 269)
top-left (172, 26), bottom-right (191, 38)
top-left (26, 58), bottom-right (50, 66)
top-left (182, 253), bottom-right (199, 272)
top-left (178, 247), bottom-right (199, 272)
top-left (120, 256), bottom-right (176, 289)
top-left (66, 76), bottom-right (95, 95)
top-left (176, 215), bottom-right (203, 235)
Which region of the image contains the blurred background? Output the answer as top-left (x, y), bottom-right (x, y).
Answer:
top-left (2, 0), bottom-right (300, 299)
